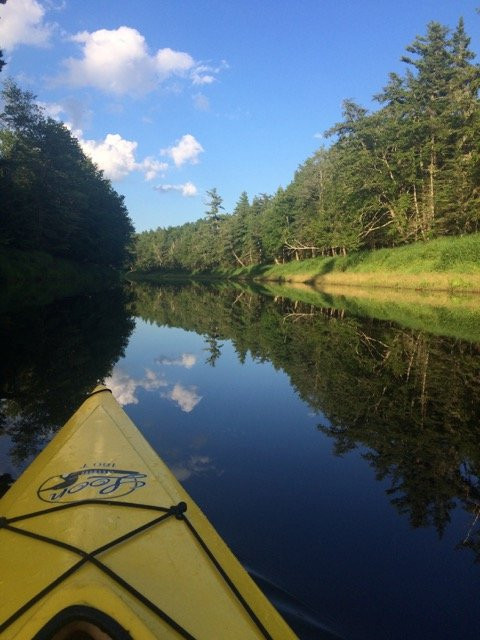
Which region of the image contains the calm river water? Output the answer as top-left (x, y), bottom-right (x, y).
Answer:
top-left (1, 282), bottom-right (480, 639)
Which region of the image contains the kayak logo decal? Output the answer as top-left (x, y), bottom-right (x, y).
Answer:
top-left (37, 467), bottom-right (147, 503)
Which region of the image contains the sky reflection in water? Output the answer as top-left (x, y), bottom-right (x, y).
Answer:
top-left (102, 311), bottom-right (479, 640)
top-left (1, 286), bottom-right (480, 639)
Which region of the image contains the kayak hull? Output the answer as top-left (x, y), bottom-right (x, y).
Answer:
top-left (0, 387), bottom-right (297, 639)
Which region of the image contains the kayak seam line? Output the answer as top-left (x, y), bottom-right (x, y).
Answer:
top-left (0, 503), bottom-right (197, 640)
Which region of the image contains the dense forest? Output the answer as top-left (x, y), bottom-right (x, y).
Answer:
top-left (0, 81), bottom-right (134, 269)
top-left (134, 19), bottom-right (480, 273)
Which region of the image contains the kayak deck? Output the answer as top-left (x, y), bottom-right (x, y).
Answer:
top-left (0, 387), bottom-right (297, 639)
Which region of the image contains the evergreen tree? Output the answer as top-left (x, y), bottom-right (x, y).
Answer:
top-left (229, 191), bottom-right (250, 266)
top-left (204, 187), bottom-right (224, 223)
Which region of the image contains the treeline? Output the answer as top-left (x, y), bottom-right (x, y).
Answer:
top-left (0, 81), bottom-right (134, 268)
top-left (134, 19), bottom-right (480, 273)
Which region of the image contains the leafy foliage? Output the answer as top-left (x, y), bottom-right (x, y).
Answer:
top-left (0, 80), bottom-right (134, 268)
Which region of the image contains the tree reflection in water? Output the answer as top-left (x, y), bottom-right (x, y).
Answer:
top-left (131, 281), bottom-right (480, 560)
top-left (0, 289), bottom-right (135, 464)
top-left (2, 281), bottom-right (479, 561)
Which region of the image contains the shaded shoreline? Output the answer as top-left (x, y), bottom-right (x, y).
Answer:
top-left (0, 248), bottom-right (121, 312)
top-left (129, 233), bottom-right (480, 294)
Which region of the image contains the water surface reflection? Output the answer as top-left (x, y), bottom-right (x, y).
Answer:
top-left (0, 289), bottom-right (134, 466)
top-left (1, 282), bottom-right (480, 639)
top-left (130, 283), bottom-right (480, 560)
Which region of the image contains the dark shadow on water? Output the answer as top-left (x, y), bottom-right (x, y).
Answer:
top-left (0, 288), bottom-right (135, 465)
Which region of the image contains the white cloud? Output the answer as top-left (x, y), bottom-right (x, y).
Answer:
top-left (155, 47), bottom-right (194, 77)
top-left (162, 134), bottom-right (204, 167)
top-left (193, 93), bottom-right (210, 111)
top-left (38, 101), bottom-right (64, 119)
top-left (105, 367), bottom-right (167, 406)
top-left (79, 132), bottom-right (167, 182)
top-left (64, 27), bottom-right (155, 95)
top-left (154, 182), bottom-right (198, 197)
top-left (140, 156), bottom-right (169, 181)
top-left (314, 132), bottom-right (324, 139)
top-left (105, 368), bottom-right (202, 412)
top-left (164, 384), bottom-right (202, 413)
top-left (0, 0), bottom-right (53, 50)
top-left (192, 72), bottom-right (215, 86)
top-left (80, 133), bottom-right (137, 181)
top-left (61, 26), bottom-right (223, 96)
top-left (155, 354), bottom-right (197, 368)
top-left (35, 102), bottom-right (164, 182)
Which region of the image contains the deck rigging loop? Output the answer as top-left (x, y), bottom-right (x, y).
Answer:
top-left (0, 499), bottom-right (275, 640)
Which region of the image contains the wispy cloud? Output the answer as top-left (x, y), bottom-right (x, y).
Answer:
top-left (193, 93), bottom-right (210, 112)
top-left (154, 183), bottom-right (197, 197)
top-left (170, 455), bottom-right (215, 482)
top-left (191, 60), bottom-right (229, 86)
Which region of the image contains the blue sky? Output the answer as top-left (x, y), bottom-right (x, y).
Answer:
top-left (1, 0), bottom-right (479, 232)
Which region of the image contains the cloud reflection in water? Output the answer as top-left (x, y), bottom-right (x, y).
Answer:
top-left (105, 361), bottom-right (202, 413)
top-left (105, 367), bottom-right (167, 405)
top-left (155, 353), bottom-right (197, 369)
top-left (169, 455), bottom-right (216, 482)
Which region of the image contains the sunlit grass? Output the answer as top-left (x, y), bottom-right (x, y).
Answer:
top-left (132, 234), bottom-right (480, 293)
top-left (262, 281), bottom-right (480, 343)
top-left (230, 233), bottom-right (480, 292)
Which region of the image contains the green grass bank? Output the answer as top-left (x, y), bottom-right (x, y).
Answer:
top-left (133, 233), bottom-right (480, 293)
top-left (260, 281), bottom-right (480, 343)
top-left (229, 233), bottom-right (480, 292)
top-left (0, 248), bottom-right (120, 312)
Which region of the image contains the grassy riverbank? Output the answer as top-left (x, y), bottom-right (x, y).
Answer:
top-left (232, 233), bottom-right (480, 292)
top-left (132, 234), bottom-right (480, 293)
top-left (0, 248), bottom-right (119, 311)
top-left (260, 281), bottom-right (480, 343)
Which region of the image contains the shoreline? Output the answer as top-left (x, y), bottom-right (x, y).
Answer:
top-left (250, 271), bottom-right (480, 294)
top-left (130, 233), bottom-right (480, 295)
top-left (128, 269), bottom-right (480, 295)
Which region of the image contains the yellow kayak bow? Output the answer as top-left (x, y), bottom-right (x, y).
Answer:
top-left (0, 386), bottom-right (297, 639)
